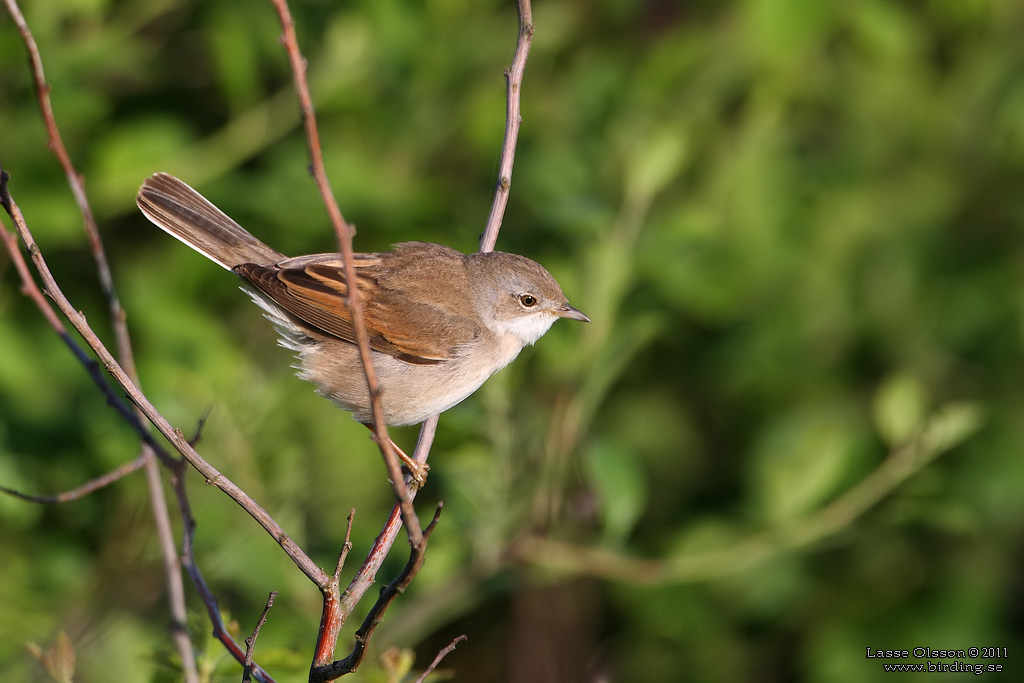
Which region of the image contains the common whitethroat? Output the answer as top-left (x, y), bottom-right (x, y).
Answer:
top-left (136, 173), bottom-right (589, 428)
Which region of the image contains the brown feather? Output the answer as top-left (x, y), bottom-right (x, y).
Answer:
top-left (137, 173), bottom-right (284, 268)
top-left (233, 246), bottom-right (481, 364)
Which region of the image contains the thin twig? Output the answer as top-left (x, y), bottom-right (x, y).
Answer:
top-left (0, 193), bottom-right (63, 330)
top-left (480, 0), bottom-right (535, 254)
top-left (334, 509), bottom-right (357, 582)
top-left (308, 509), bottom-right (356, 673)
top-left (0, 451), bottom-right (148, 503)
top-left (243, 592), bottom-right (279, 683)
top-left (2, 0), bottom-right (130, 372)
top-left (171, 461), bottom-right (277, 683)
top-left (189, 406), bottom-right (214, 446)
top-left (414, 635), bottom-right (468, 683)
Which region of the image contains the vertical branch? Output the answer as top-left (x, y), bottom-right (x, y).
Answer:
top-left (480, 0), bottom-right (535, 254)
top-left (1, 1), bottom-right (198, 680)
top-left (267, 2), bottom-right (442, 676)
top-left (267, 0), bottom-right (422, 535)
top-left (267, 0), bottom-right (353, 252)
top-left (243, 592), bottom-right (279, 683)
top-left (310, 0), bottom-right (533, 673)
top-left (172, 461), bottom-right (278, 683)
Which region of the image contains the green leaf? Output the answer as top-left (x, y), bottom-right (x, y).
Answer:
top-left (623, 126), bottom-right (689, 206)
top-left (872, 372), bottom-right (928, 446)
top-left (584, 440), bottom-right (648, 544)
top-left (750, 402), bottom-right (861, 522)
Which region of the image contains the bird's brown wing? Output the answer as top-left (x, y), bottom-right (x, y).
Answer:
top-left (234, 253), bottom-right (476, 365)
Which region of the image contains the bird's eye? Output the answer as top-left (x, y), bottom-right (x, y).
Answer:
top-left (519, 293), bottom-right (538, 307)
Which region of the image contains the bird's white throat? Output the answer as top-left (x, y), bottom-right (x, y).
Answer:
top-left (491, 311), bottom-right (558, 347)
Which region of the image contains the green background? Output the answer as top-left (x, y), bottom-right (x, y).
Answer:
top-left (2, 0), bottom-right (1023, 681)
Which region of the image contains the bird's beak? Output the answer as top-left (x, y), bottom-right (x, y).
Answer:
top-left (555, 303), bottom-right (591, 323)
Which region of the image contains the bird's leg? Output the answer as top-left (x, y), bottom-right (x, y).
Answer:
top-left (390, 437), bottom-right (430, 486)
top-left (362, 423), bottom-right (429, 485)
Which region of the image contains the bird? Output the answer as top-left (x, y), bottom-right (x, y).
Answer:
top-left (136, 173), bottom-right (589, 433)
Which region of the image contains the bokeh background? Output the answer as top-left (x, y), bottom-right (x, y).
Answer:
top-left (2, 0), bottom-right (1024, 681)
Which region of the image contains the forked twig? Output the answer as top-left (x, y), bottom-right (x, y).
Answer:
top-left (310, 419), bottom-right (438, 674)
top-left (303, 0), bottom-right (532, 671)
top-left (311, 505), bottom-right (444, 681)
top-left (266, 1), bottom-right (438, 675)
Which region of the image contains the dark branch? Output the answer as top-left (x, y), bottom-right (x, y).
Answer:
top-left (414, 635), bottom-right (468, 683)
top-left (243, 592), bottom-right (279, 683)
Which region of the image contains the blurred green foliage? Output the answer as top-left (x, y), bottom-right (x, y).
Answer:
top-left (2, 0), bottom-right (1023, 681)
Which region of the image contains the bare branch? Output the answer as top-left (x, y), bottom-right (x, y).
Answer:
top-left (414, 635), bottom-right (468, 683)
top-left (266, 0), bottom-right (422, 529)
top-left (2, 0), bottom-right (197, 677)
top-left (0, 171), bottom-right (63, 331)
top-left (480, 0), bottom-right (535, 254)
top-left (309, 419), bottom-right (438, 672)
top-left (333, 509), bottom-right (357, 582)
top-left (342, 417), bottom-right (438, 619)
top-left (0, 451), bottom-right (148, 503)
top-left (0, 172), bottom-right (329, 587)
top-left (243, 592), bottom-right (279, 683)
top-left (311, 504), bottom-right (444, 681)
